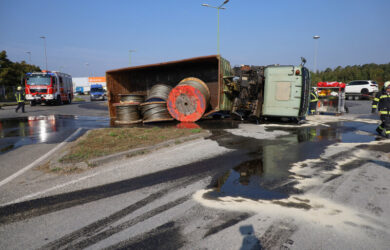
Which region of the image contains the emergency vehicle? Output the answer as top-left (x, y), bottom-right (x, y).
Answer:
top-left (25, 71), bottom-right (73, 106)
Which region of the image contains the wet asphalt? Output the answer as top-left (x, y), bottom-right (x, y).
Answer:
top-left (0, 99), bottom-right (388, 249)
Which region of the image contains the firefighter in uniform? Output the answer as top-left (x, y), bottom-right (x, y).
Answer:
top-left (372, 81), bottom-right (390, 137)
top-left (309, 87), bottom-right (318, 115)
top-left (15, 86), bottom-right (26, 113)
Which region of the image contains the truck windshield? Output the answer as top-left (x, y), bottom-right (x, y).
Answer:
top-left (27, 75), bottom-right (51, 86)
top-left (91, 88), bottom-right (103, 92)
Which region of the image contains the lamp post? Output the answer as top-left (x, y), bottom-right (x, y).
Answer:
top-left (129, 50), bottom-right (136, 66)
top-left (40, 36), bottom-right (48, 70)
top-left (313, 35), bottom-right (320, 73)
top-left (25, 51), bottom-right (31, 64)
top-left (202, 0), bottom-right (230, 55)
top-left (85, 63), bottom-right (90, 77)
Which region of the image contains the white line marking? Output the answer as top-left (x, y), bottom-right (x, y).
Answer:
top-left (2, 151), bottom-right (150, 206)
top-left (1, 136), bottom-right (213, 206)
top-left (0, 128), bottom-right (84, 188)
top-left (3, 172), bottom-right (101, 205)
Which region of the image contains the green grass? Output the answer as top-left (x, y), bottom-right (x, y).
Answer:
top-left (73, 97), bottom-right (86, 102)
top-left (59, 126), bottom-right (204, 164)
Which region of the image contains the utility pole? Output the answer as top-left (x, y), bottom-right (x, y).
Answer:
top-left (40, 36), bottom-right (48, 70)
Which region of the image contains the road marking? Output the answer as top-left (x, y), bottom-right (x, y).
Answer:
top-left (2, 138), bottom-right (211, 206)
top-left (2, 150), bottom-right (150, 206)
top-left (0, 127), bottom-right (84, 188)
top-left (3, 172), bottom-right (101, 205)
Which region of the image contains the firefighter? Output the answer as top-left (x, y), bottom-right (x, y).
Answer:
top-left (309, 87), bottom-right (318, 115)
top-left (15, 86), bottom-right (26, 113)
top-left (372, 81), bottom-right (390, 137)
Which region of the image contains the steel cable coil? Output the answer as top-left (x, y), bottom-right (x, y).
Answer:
top-left (114, 103), bottom-right (142, 124)
top-left (140, 101), bottom-right (174, 123)
top-left (146, 84), bottom-right (172, 102)
top-left (167, 77), bottom-right (210, 122)
top-left (119, 94), bottom-right (145, 104)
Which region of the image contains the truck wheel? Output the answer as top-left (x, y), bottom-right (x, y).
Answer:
top-left (57, 95), bottom-right (63, 105)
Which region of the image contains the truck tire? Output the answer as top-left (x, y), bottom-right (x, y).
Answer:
top-left (57, 95), bottom-right (63, 105)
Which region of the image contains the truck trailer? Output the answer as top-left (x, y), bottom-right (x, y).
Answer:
top-left (106, 55), bottom-right (310, 123)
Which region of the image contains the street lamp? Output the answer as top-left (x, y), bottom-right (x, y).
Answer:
top-left (25, 51), bottom-right (31, 64)
top-left (313, 35), bottom-right (320, 73)
top-left (202, 0), bottom-right (230, 55)
top-left (129, 50), bottom-right (136, 66)
top-left (40, 36), bottom-right (48, 70)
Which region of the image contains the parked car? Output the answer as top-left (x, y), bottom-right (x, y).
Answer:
top-left (345, 80), bottom-right (378, 100)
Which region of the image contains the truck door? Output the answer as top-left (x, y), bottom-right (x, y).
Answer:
top-left (262, 66), bottom-right (307, 118)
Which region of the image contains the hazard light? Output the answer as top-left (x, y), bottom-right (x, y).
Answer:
top-left (295, 69), bottom-right (301, 75)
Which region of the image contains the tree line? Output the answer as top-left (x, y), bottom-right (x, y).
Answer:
top-left (0, 50), bottom-right (40, 100)
top-left (311, 62), bottom-right (390, 87)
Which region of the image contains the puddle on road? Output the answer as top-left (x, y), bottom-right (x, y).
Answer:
top-left (205, 121), bottom-right (379, 201)
top-left (0, 115), bottom-right (109, 154)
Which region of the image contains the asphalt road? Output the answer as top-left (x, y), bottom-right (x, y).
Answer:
top-left (0, 96), bottom-right (109, 184)
top-left (0, 99), bottom-right (389, 249)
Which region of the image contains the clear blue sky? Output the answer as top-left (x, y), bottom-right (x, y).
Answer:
top-left (1, 0), bottom-right (389, 77)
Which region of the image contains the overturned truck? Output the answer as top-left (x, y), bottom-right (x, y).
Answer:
top-left (106, 55), bottom-right (310, 124)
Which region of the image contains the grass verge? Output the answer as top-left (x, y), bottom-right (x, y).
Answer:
top-left (59, 126), bottom-right (203, 164)
top-left (73, 97), bottom-right (86, 102)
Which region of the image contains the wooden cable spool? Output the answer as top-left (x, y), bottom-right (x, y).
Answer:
top-left (113, 103), bottom-right (142, 124)
top-left (140, 101), bottom-right (174, 123)
top-left (146, 84), bottom-right (172, 102)
top-left (119, 94), bottom-right (145, 104)
top-left (167, 77), bottom-right (210, 122)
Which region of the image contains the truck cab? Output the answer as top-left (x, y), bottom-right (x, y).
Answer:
top-left (90, 84), bottom-right (105, 101)
top-left (75, 86), bottom-right (84, 95)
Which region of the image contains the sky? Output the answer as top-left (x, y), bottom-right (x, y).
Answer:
top-left (0, 0), bottom-right (389, 77)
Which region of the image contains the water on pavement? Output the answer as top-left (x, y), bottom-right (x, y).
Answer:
top-left (204, 120), bottom-right (379, 201)
top-left (0, 115), bottom-right (109, 153)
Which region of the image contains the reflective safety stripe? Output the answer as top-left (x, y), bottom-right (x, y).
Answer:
top-left (380, 95), bottom-right (390, 99)
top-left (379, 126), bottom-right (384, 130)
top-left (372, 105), bottom-right (377, 108)
top-left (15, 92), bottom-right (25, 103)
top-left (379, 111), bottom-right (390, 115)
top-left (386, 130), bottom-right (390, 134)
top-left (310, 93), bottom-right (318, 102)
top-left (374, 98), bottom-right (380, 102)
top-left (15, 93), bottom-right (21, 102)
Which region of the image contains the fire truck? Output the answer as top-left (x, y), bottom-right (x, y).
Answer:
top-left (25, 71), bottom-right (73, 106)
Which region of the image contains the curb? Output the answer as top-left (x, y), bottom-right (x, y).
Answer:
top-left (88, 131), bottom-right (212, 166)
